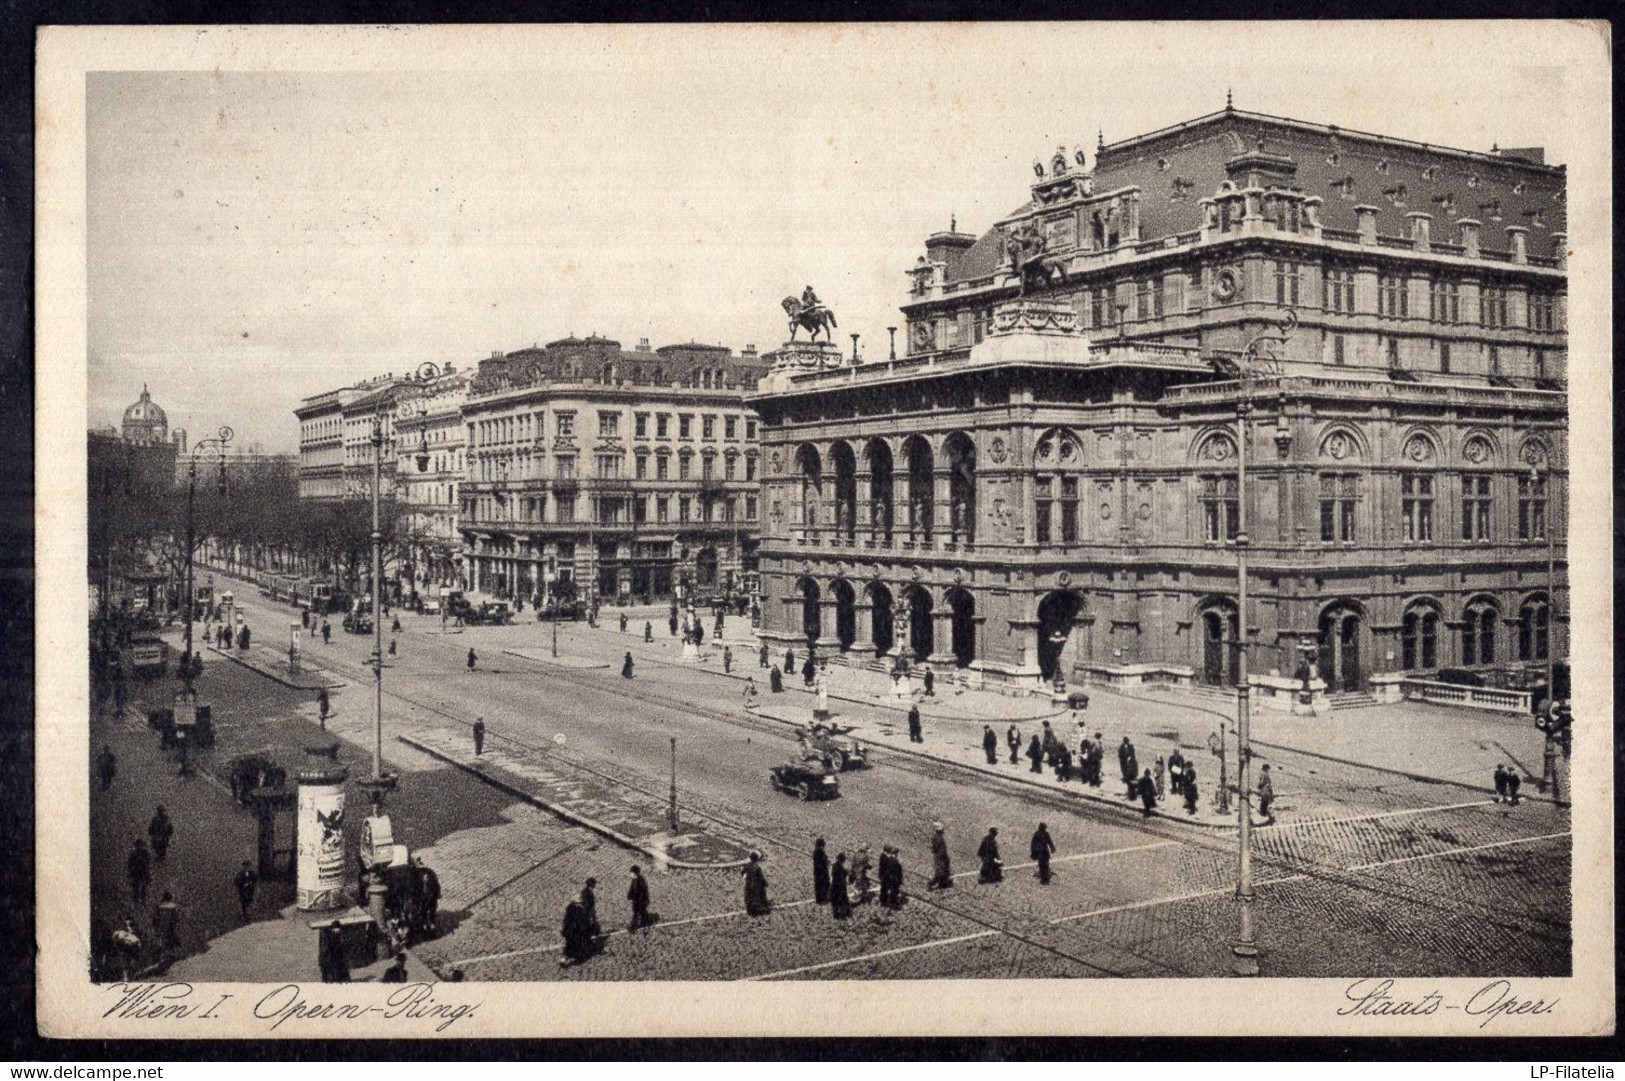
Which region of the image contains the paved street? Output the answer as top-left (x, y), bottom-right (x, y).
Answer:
top-left (92, 570), bottom-right (1570, 982)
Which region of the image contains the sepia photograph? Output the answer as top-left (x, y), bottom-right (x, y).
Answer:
top-left (35, 21), bottom-right (1613, 1038)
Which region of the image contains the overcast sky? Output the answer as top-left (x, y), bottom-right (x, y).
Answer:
top-left (85, 23), bottom-right (1578, 454)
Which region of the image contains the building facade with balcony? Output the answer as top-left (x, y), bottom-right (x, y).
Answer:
top-left (459, 336), bottom-right (767, 605)
top-left (295, 385), bottom-right (362, 501)
top-left (393, 365), bottom-right (468, 594)
top-left (752, 105), bottom-right (1567, 697)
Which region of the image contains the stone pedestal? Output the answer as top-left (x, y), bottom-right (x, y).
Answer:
top-left (759, 341), bottom-right (844, 392)
top-left (968, 300), bottom-right (1093, 366)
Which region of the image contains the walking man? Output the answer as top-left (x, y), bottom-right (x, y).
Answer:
top-left (1169, 748), bottom-right (1186, 799)
top-left (620, 612), bottom-right (628, 633)
top-left (1007, 724), bottom-right (1021, 764)
top-left (628, 865), bottom-right (653, 931)
top-left (127, 838), bottom-right (152, 906)
top-left (472, 717), bottom-right (485, 756)
top-left (391, 614), bottom-right (401, 634)
top-left (812, 838), bottom-right (831, 904)
top-left (829, 853), bottom-right (851, 919)
top-left (723, 645), bottom-right (733, 674)
top-left (759, 643), bottom-right (769, 668)
top-left (415, 857), bottom-right (441, 937)
top-left (1256, 763), bottom-right (1275, 820)
top-left (641, 620), bottom-right (651, 643)
top-left (322, 619), bottom-right (331, 644)
top-left (1119, 736), bottom-right (1139, 798)
top-left (1026, 734), bottom-right (1044, 774)
top-left (97, 744), bottom-right (117, 791)
top-left (770, 666), bottom-right (784, 694)
top-left (1493, 763), bottom-right (1509, 803)
top-left (1030, 822), bottom-right (1055, 885)
top-left (1138, 769), bottom-right (1158, 817)
top-left (388, 637), bottom-right (397, 657)
top-left (1506, 765), bottom-right (1522, 806)
top-left (802, 654), bottom-right (816, 688)
top-left (878, 845), bottom-right (903, 909)
top-left (928, 822), bottom-right (953, 890)
top-left (743, 851), bottom-right (771, 916)
top-left (907, 703), bottom-right (923, 743)
top-left (622, 651), bottom-right (635, 679)
top-left (233, 859), bottom-right (257, 920)
top-left (467, 647), bottom-right (477, 671)
top-left (784, 647), bottom-right (795, 674)
top-left (982, 725), bottom-right (999, 765)
top-left (1183, 764), bottom-right (1200, 815)
top-left (147, 805), bottom-right (174, 863)
top-left (977, 827), bottom-right (1003, 884)
top-left (922, 666), bottom-right (934, 697)
top-left (1153, 754), bottom-right (1166, 799)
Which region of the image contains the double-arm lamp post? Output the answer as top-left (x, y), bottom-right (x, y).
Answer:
top-left (1230, 307), bottom-right (1297, 977)
top-left (182, 426), bottom-right (234, 690)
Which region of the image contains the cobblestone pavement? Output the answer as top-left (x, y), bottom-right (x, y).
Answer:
top-left (155, 572), bottom-right (1574, 983)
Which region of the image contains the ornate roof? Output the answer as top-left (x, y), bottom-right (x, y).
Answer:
top-left (122, 385), bottom-right (167, 429)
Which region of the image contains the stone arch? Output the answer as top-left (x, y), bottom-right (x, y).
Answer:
top-left (944, 586), bottom-right (976, 668)
top-left (831, 578), bottom-right (857, 652)
top-left (795, 443), bottom-right (824, 532)
top-left (1190, 427), bottom-right (1239, 466)
top-left (1035, 589), bottom-right (1086, 682)
top-left (797, 575), bottom-right (822, 645)
top-left (1397, 427), bottom-right (1442, 466)
top-left (865, 580), bottom-right (895, 656)
top-left (1458, 429), bottom-right (1502, 468)
top-left (942, 432), bottom-right (977, 543)
top-left (903, 584), bottom-right (935, 661)
top-left (1195, 595), bottom-right (1240, 686)
top-left (1516, 591), bottom-right (1552, 663)
top-left (830, 440), bottom-right (858, 543)
top-left (1461, 593), bottom-right (1501, 667)
top-left (1400, 596), bottom-right (1444, 671)
top-left (1033, 426), bottom-right (1085, 470)
top-left (864, 438), bottom-right (895, 543)
top-left (1316, 424), bottom-right (1368, 462)
top-left (1317, 598), bottom-right (1369, 691)
top-left (1518, 436), bottom-right (1553, 469)
top-left (902, 435), bottom-right (935, 542)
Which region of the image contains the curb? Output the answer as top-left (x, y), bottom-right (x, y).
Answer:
top-left (206, 645), bottom-right (342, 691)
top-left (1248, 737), bottom-right (1571, 810)
top-left (398, 734), bottom-right (751, 871)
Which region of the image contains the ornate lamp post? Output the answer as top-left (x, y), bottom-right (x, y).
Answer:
top-left (181, 426), bottom-right (234, 690)
top-left (1230, 307), bottom-right (1297, 977)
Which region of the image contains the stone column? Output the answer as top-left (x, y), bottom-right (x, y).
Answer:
top-left (1506, 225), bottom-right (1529, 264)
top-left (927, 609), bottom-right (958, 667)
top-left (1406, 212), bottom-right (1432, 252)
top-left (1457, 218), bottom-right (1482, 259)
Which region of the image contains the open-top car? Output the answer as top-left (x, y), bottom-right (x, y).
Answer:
top-left (796, 723), bottom-right (869, 771)
top-left (769, 757), bottom-right (841, 801)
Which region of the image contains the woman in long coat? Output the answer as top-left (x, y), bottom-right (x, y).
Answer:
top-left (621, 651), bottom-right (635, 678)
top-left (743, 852), bottom-right (771, 916)
top-left (929, 823), bottom-right (952, 889)
top-left (1026, 734), bottom-right (1045, 774)
top-left (977, 827), bottom-right (1003, 883)
top-left (812, 839), bottom-right (831, 904)
top-left (560, 899), bottom-right (593, 965)
top-left (829, 853), bottom-right (851, 918)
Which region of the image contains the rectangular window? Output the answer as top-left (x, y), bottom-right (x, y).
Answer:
top-left (596, 454), bottom-right (619, 479)
top-left (1480, 285), bottom-right (1509, 328)
top-left (702, 415), bottom-right (716, 440)
top-left (633, 496), bottom-right (647, 524)
top-left (1060, 477), bottom-right (1079, 542)
top-left (598, 412), bottom-right (619, 437)
top-left (1528, 292), bottom-right (1556, 331)
top-left (745, 456), bottom-right (757, 480)
top-left (1090, 291), bottom-right (1105, 330)
top-left (1378, 274), bottom-right (1408, 317)
top-left (1332, 334), bottom-right (1346, 366)
top-left (746, 495), bottom-right (757, 520)
top-left (656, 455), bottom-right (669, 480)
top-left (725, 415), bottom-right (737, 440)
top-left (745, 418), bottom-right (757, 439)
top-left (1034, 478), bottom-right (1053, 543)
top-left (1319, 474), bottom-right (1357, 542)
top-left (1439, 342), bottom-right (1451, 373)
top-left (656, 414), bottom-right (670, 438)
top-left (1386, 337), bottom-right (1401, 368)
top-left (1273, 261), bottom-right (1301, 305)
top-left (1153, 277), bottom-right (1165, 319)
top-left (701, 455), bottom-right (714, 481)
top-left (678, 456), bottom-right (691, 480)
top-left (1461, 474), bottom-right (1492, 541)
top-left (678, 496), bottom-right (691, 522)
top-left (1401, 473), bottom-right (1434, 542)
top-left (1135, 280), bottom-right (1152, 320)
top-left (655, 497), bottom-right (669, 522)
top-left (1323, 268), bottom-right (1356, 313)
top-left (679, 414), bottom-right (693, 440)
top-left (1201, 475), bottom-right (1239, 542)
top-left (556, 412), bottom-right (575, 438)
top-left (725, 455), bottom-right (736, 480)
top-left (557, 496), bottom-right (576, 523)
top-left (635, 455), bottom-right (648, 479)
top-left (555, 456), bottom-right (575, 480)
top-left (635, 413), bottom-right (649, 438)
top-left (1517, 474), bottom-right (1547, 539)
top-left (1430, 278), bottom-right (1461, 323)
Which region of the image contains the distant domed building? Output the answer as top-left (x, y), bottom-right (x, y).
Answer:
top-left (122, 384), bottom-right (169, 445)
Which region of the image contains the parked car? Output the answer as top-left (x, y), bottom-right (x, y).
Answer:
top-left (769, 758), bottom-right (841, 801)
top-left (796, 724), bottom-right (869, 771)
top-left (125, 632), bottom-right (169, 678)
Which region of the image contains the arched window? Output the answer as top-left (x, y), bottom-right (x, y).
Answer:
top-left (1463, 599), bottom-right (1499, 666)
top-left (1518, 596), bottom-right (1550, 662)
top-left (1401, 604), bottom-right (1440, 670)
top-left (1033, 428), bottom-right (1083, 544)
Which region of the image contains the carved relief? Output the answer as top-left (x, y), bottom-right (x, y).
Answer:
top-left (1404, 434), bottom-right (1435, 462)
top-left (1462, 437), bottom-right (1492, 465)
top-left (988, 437), bottom-right (1009, 464)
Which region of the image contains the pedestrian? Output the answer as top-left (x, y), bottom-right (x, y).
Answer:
top-left (769, 666), bottom-right (784, 694)
top-left (127, 839), bottom-right (152, 906)
top-left (1493, 763), bottom-right (1508, 802)
top-left (147, 805), bottom-right (174, 862)
top-left (112, 919), bottom-right (142, 981)
top-left (907, 703), bottom-right (923, 743)
top-left (977, 827), bottom-right (1003, 884)
top-left (723, 645), bottom-right (733, 674)
top-left (1091, 732), bottom-right (1106, 786)
top-left (619, 612), bottom-right (628, 633)
top-left (829, 853), bottom-right (851, 918)
top-left (233, 859), bottom-right (257, 920)
top-left (628, 864), bottom-right (654, 931)
top-left (1183, 764), bottom-right (1200, 815)
top-left (1154, 755), bottom-right (1166, 800)
top-left (467, 647), bottom-right (477, 671)
top-left (391, 615), bottom-right (401, 634)
top-left (982, 725), bottom-right (999, 764)
top-left (381, 951), bottom-right (409, 983)
top-left (1138, 769), bottom-right (1158, 817)
top-left (785, 648), bottom-right (795, 673)
top-left (644, 621), bottom-right (653, 643)
top-left (743, 678), bottom-right (759, 712)
top-left (388, 637), bottom-right (397, 656)
top-left (850, 843), bottom-right (873, 904)
top-left (923, 666), bottom-right (935, 697)
top-left (472, 717), bottom-right (485, 756)
top-left (1119, 736), bottom-right (1138, 797)
top-left (1030, 822), bottom-right (1055, 885)
top-left (668, 613), bottom-right (679, 637)
top-left (929, 822), bottom-right (953, 890)
top-left (97, 744), bottom-right (117, 791)
top-left (812, 838), bottom-right (831, 904)
top-left (318, 686), bottom-right (330, 728)
top-left (1026, 734), bottom-right (1044, 774)
top-left (758, 643), bottom-right (769, 668)
top-left (237, 625), bottom-right (251, 651)
top-left (322, 619), bottom-right (331, 644)
top-left (317, 920), bottom-right (349, 983)
top-left (802, 655), bottom-right (816, 687)
top-left (415, 857), bottom-right (441, 937)
top-left (1054, 743), bottom-right (1073, 783)
top-left (581, 878), bottom-right (603, 943)
top-left (1041, 721), bottom-right (1058, 765)
top-left (878, 845), bottom-right (903, 909)
top-left (622, 651), bottom-right (635, 679)
top-left (153, 890), bottom-right (181, 959)
top-left (1506, 765), bottom-right (1522, 806)
top-left (302, 608), bottom-right (310, 630)
top-left (559, 898), bottom-right (593, 966)
top-left (1168, 748), bottom-right (1186, 798)
top-left (1006, 724), bottom-right (1021, 764)
top-left (743, 851), bottom-right (771, 916)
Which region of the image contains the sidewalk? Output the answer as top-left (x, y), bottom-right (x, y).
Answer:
top-left (207, 641), bottom-right (343, 690)
top-left (399, 726), bottom-right (755, 869)
top-left (165, 903), bottom-right (439, 984)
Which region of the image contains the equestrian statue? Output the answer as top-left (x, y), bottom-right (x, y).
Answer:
top-left (782, 285), bottom-right (838, 343)
top-left (1005, 223), bottom-right (1071, 296)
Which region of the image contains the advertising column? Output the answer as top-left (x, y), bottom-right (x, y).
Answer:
top-left (296, 739), bottom-right (350, 911)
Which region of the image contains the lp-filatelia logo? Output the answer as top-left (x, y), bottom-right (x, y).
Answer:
top-left (1530, 1070), bottom-right (1614, 1078)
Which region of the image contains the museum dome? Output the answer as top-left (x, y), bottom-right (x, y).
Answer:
top-left (122, 384), bottom-right (168, 443)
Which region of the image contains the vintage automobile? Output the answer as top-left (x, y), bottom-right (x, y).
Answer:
top-left (445, 591), bottom-right (514, 625)
top-left (226, 749), bottom-right (288, 805)
top-left (796, 724), bottom-right (869, 771)
top-left (125, 632), bottom-right (169, 678)
top-left (769, 757), bottom-right (841, 801)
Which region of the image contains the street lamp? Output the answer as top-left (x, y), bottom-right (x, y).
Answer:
top-left (182, 426), bottom-right (234, 691)
top-left (1527, 452), bottom-right (1563, 795)
top-left (1229, 306), bottom-right (1297, 977)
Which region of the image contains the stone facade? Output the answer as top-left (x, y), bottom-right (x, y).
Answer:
top-left (752, 107), bottom-right (1567, 694)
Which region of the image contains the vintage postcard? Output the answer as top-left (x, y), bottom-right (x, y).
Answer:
top-left (35, 21), bottom-right (1613, 1038)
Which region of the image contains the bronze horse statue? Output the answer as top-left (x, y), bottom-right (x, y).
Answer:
top-left (782, 296), bottom-right (838, 343)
